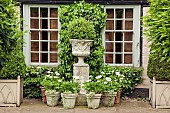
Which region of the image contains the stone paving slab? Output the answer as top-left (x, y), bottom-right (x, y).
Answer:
top-left (0, 99), bottom-right (170, 113)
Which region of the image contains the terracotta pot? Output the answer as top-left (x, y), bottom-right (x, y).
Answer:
top-left (40, 87), bottom-right (46, 103)
top-left (114, 91), bottom-right (121, 104)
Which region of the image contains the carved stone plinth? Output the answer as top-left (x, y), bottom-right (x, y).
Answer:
top-left (70, 39), bottom-right (93, 94)
top-left (73, 65), bottom-right (89, 94)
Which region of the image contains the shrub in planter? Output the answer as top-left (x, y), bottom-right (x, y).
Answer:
top-left (0, 0), bottom-right (25, 106)
top-left (143, 0), bottom-right (170, 108)
top-left (60, 81), bottom-right (80, 109)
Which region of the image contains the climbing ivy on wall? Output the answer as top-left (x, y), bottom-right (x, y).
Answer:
top-left (58, 1), bottom-right (107, 80)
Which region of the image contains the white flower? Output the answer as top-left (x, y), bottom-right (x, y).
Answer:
top-left (54, 76), bottom-right (58, 78)
top-left (37, 66), bottom-right (41, 69)
top-left (106, 77), bottom-right (112, 82)
top-left (97, 80), bottom-right (100, 82)
top-left (55, 72), bottom-right (60, 76)
top-left (101, 71), bottom-right (105, 74)
top-left (46, 75), bottom-right (50, 77)
top-left (115, 72), bottom-right (121, 76)
top-left (73, 76), bottom-right (79, 80)
top-left (104, 82), bottom-right (108, 84)
top-left (58, 80), bottom-right (62, 82)
top-left (89, 75), bottom-right (93, 78)
top-left (47, 71), bottom-right (51, 74)
top-left (95, 75), bottom-right (102, 79)
top-left (120, 74), bottom-right (125, 77)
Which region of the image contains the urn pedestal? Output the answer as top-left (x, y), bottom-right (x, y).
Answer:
top-left (70, 39), bottom-right (93, 94)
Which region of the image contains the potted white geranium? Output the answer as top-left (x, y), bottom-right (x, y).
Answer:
top-left (83, 76), bottom-right (104, 109)
top-left (60, 81), bottom-right (80, 109)
top-left (41, 71), bottom-right (62, 107)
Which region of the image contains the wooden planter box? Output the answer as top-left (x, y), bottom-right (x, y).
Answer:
top-left (149, 77), bottom-right (170, 108)
top-left (0, 76), bottom-right (23, 107)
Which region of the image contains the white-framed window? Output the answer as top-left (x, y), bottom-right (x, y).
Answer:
top-left (23, 4), bottom-right (60, 66)
top-left (103, 5), bottom-right (141, 67)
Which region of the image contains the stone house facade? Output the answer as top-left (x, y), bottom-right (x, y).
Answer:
top-left (17, 0), bottom-right (150, 88)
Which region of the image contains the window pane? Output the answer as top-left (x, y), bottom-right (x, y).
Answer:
top-left (124, 54), bottom-right (132, 64)
top-left (106, 20), bottom-right (114, 30)
top-left (50, 31), bottom-right (58, 40)
top-left (116, 54), bottom-right (122, 64)
top-left (40, 19), bottom-right (48, 29)
top-left (116, 9), bottom-right (123, 18)
top-left (31, 42), bottom-right (39, 51)
top-left (106, 32), bottom-right (114, 41)
top-left (115, 32), bottom-right (123, 41)
top-left (105, 42), bottom-right (114, 52)
top-left (106, 9), bottom-right (114, 18)
top-left (31, 31), bottom-right (39, 40)
top-left (40, 31), bottom-right (48, 40)
top-left (50, 19), bottom-right (58, 29)
top-left (30, 8), bottom-right (38, 17)
top-left (50, 42), bottom-right (57, 51)
top-left (40, 53), bottom-right (48, 63)
top-left (124, 32), bottom-right (133, 41)
top-left (31, 53), bottom-right (39, 62)
top-left (50, 8), bottom-right (58, 18)
top-left (124, 43), bottom-right (132, 52)
top-left (125, 9), bottom-right (133, 18)
top-left (125, 20), bottom-right (133, 30)
top-left (31, 19), bottom-right (39, 29)
top-left (115, 20), bottom-right (123, 30)
top-left (40, 8), bottom-right (48, 17)
top-left (105, 54), bottom-right (113, 63)
top-left (40, 42), bottom-right (48, 51)
top-left (115, 43), bottom-right (122, 52)
top-left (50, 53), bottom-right (58, 63)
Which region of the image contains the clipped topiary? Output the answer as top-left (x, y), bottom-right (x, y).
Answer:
top-left (67, 17), bottom-right (96, 40)
top-left (143, 0), bottom-right (170, 81)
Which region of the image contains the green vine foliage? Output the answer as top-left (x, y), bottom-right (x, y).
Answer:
top-left (58, 1), bottom-right (107, 80)
top-left (0, 0), bottom-right (26, 79)
top-left (0, 0), bottom-right (23, 70)
top-left (143, 0), bottom-right (170, 62)
top-left (24, 66), bottom-right (58, 98)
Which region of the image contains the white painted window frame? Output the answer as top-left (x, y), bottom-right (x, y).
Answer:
top-left (23, 4), bottom-right (60, 66)
top-left (103, 5), bottom-right (141, 67)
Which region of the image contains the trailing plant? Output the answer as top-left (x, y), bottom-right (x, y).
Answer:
top-left (0, 0), bottom-right (23, 70)
top-left (59, 1), bottom-right (107, 80)
top-left (24, 66), bottom-right (58, 98)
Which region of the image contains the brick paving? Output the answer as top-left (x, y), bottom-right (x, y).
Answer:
top-left (0, 98), bottom-right (170, 113)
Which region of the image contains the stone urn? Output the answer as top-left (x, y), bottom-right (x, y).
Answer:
top-left (70, 39), bottom-right (93, 94)
top-left (70, 39), bottom-right (93, 66)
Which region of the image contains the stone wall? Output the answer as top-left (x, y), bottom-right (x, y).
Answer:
top-left (138, 7), bottom-right (150, 88)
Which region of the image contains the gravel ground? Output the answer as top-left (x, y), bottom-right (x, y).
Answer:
top-left (0, 98), bottom-right (170, 113)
